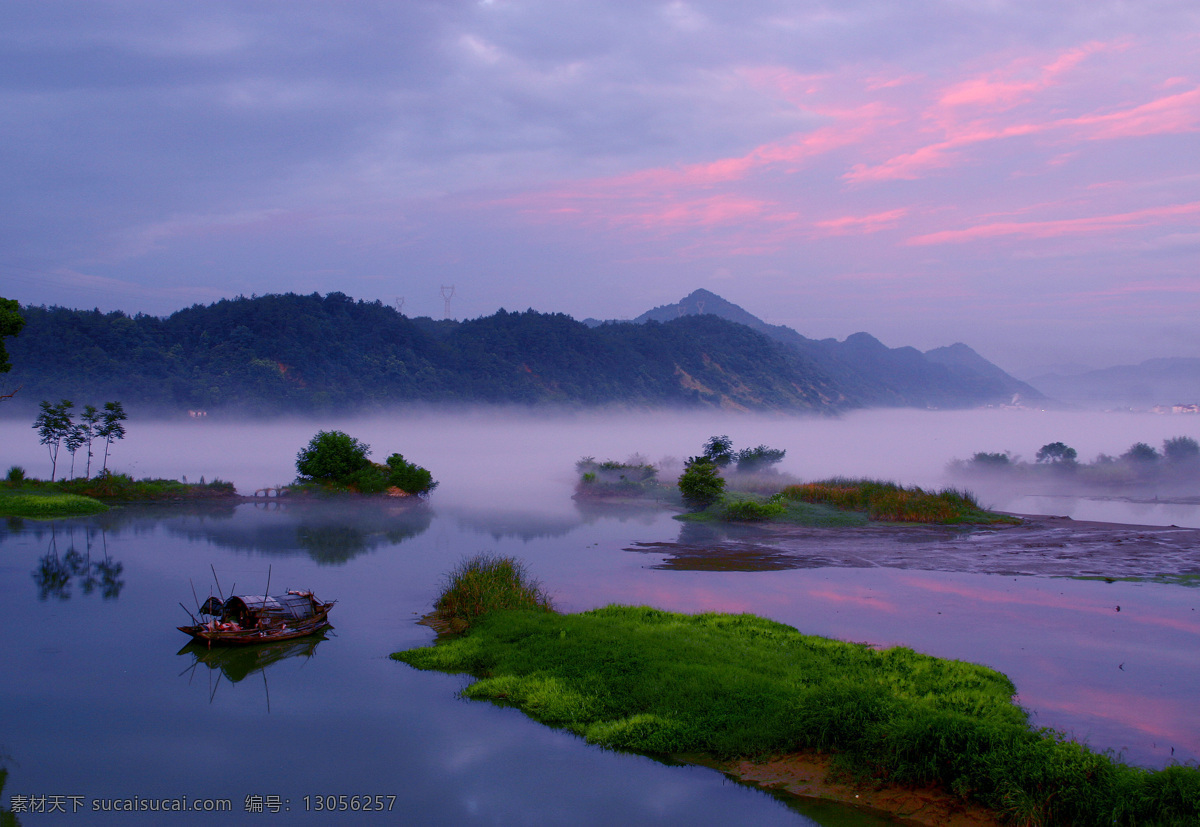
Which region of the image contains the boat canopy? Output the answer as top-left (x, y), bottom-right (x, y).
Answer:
top-left (224, 594), bottom-right (318, 621)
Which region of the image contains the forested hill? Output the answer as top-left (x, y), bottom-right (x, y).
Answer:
top-left (4, 293), bottom-right (850, 415)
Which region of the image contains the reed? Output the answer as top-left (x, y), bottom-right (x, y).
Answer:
top-left (432, 553), bottom-right (555, 631)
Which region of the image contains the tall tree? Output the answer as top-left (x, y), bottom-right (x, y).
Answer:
top-left (97, 401), bottom-right (128, 475)
top-left (80, 404), bottom-right (101, 478)
top-left (34, 399), bottom-right (74, 481)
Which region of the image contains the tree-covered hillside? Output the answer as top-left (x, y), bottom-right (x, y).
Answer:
top-left (4, 293), bottom-right (847, 415)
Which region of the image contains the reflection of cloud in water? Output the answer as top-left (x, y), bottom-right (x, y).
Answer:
top-left (160, 500), bottom-right (432, 565)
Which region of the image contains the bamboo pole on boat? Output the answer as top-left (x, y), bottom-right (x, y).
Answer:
top-left (211, 564), bottom-right (224, 601)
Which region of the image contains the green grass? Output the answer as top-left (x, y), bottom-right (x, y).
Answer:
top-left (430, 553), bottom-right (555, 632)
top-left (394, 604), bottom-right (1199, 826)
top-left (0, 490), bottom-right (108, 518)
top-left (678, 494), bottom-right (868, 527)
top-left (782, 478), bottom-right (1019, 525)
top-left (4, 473), bottom-right (236, 502)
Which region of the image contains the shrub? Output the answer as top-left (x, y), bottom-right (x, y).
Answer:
top-left (575, 457), bottom-right (659, 498)
top-left (5, 465), bottom-right (26, 483)
top-left (678, 456), bottom-right (725, 509)
top-left (720, 494), bottom-right (786, 521)
top-left (385, 453), bottom-right (437, 496)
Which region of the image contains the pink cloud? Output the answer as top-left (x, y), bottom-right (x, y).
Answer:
top-left (814, 208), bottom-right (908, 236)
top-left (1066, 85), bottom-right (1200, 139)
top-left (908, 201), bottom-right (1200, 246)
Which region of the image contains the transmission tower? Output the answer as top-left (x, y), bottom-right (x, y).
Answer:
top-left (440, 285), bottom-right (457, 320)
top-left (394, 296), bottom-right (406, 315)
top-left (695, 299), bottom-right (705, 315)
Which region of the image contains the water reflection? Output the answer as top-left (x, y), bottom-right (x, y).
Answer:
top-left (177, 632), bottom-right (331, 711)
top-left (161, 499), bottom-right (433, 563)
top-left (31, 525), bottom-right (124, 601)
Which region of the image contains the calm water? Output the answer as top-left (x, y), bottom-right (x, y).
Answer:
top-left (3, 410), bottom-right (1199, 824)
top-left (2, 498), bottom-right (1198, 826)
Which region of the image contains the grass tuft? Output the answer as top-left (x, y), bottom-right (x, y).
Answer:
top-left (431, 553), bottom-right (555, 632)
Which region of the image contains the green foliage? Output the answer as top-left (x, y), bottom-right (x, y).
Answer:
top-left (574, 457), bottom-right (660, 499)
top-left (1036, 442), bottom-right (1077, 464)
top-left (385, 453), bottom-right (437, 496)
top-left (396, 603), bottom-right (1200, 824)
top-left (702, 435), bottom-right (734, 467)
top-left (781, 478), bottom-right (1013, 524)
top-left (734, 444), bottom-right (786, 473)
top-left (718, 493), bottom-right (787, 521)
top-left (0, 295), bottom-right (23, 375)
top-left (430, 553), bottom-right (554, 632)
top-left (678, 456), bottom-right (725, 509)
top-left (97, 401), bottom-right (127, 474)
top-left (33, 399), bottom-right (74, 481)
top-left (295, 430), bottom-right (373, 482)
top-left (6, 465), bottom-right (26, 483)
top-left (3, 296), bottom-right (847, 413)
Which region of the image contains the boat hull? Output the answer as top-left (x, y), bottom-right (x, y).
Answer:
top-left (178, 605), bottom-right (334, 647)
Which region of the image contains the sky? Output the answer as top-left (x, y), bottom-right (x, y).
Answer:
top-left (1, 1), bottom-right (1197, 376)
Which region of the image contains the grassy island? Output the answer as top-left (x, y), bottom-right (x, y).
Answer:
top-left (394, 557), bottom-right (1199, 827)
top-left (1, 470), bottom-right (237, 518)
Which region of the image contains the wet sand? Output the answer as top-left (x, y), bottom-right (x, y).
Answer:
top-left (627, 514), bottom-right (1200, 579)
top-left (722, 752), bottom-right (1003, 827)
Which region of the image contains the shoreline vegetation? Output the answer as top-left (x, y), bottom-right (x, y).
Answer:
top-left (1, 467), bottom-right (238, 518)
top-left (951, 436), bottom-right (1200, 495)
top-left (575, 435), bottom-right (1019, 526)
top-left (394, 555), bottom-right (1200, 827)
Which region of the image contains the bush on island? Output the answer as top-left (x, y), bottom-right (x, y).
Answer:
top-left (678, 456), bottom-right (724, 509)
top-left (295, 431), bottom-right (437, 496)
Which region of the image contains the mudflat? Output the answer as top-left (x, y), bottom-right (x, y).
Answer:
top-left (627, 514), bottom-right (1200, 580)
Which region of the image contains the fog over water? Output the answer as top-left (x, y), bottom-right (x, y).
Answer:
top-left (4, 408), bottom-right (1199, 525)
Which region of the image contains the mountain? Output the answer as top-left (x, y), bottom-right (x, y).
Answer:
top-left (1027, 358), bottom-right (1200, 409)
top-left (627, 289), bottom-right (1043, 409)
top-left (3, 293), bottom-right (847, 416)
top-left (3, 289), bottom-right (1043, 416)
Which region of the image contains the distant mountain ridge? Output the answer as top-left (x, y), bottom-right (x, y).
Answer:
top-left (1027, 358), bottom-right (1200, 409)
top-left (621, 289), bottom-right (1043, 409)
top-left (4, 289), bottom-right (1038, 416)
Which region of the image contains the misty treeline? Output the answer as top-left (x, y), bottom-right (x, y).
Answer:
top-left (953, 435), bottom-right (1200, 487)
top-left (2, 291), bottom-right (1028, 417)
top-left (31, 399), bottom-right (127, 481)
top-left (2, 293), bottom-right (839, 415)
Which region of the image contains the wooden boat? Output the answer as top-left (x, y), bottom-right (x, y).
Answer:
top-left (178, 590), bottom-right (335, 647)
